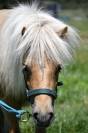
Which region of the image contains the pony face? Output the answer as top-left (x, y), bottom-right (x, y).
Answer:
top-left (19, 21), bottom-right (78, 127)
top-left (24, 59), bottom-right (61, 127)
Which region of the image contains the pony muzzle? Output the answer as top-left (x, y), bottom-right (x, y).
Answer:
top-left (33, 110), bottom-right (54, 127)
top-left (26, 87), bottom-right (57, 127)
top-left (31, 94), bottom-right (54, 127)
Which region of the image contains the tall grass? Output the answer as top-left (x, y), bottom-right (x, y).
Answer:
top-left (20, 19), bottom-right (88, 133)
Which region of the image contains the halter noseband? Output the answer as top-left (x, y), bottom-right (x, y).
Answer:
top-left (27, 88), bottom-right (57, 99)
top-left (23, 65), bottom-right (63, 103)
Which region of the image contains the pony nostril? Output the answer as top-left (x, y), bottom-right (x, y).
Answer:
top-left (48, 112), bottom-right (54, 120)
top-left (33, 112), bottom-right (38, 120)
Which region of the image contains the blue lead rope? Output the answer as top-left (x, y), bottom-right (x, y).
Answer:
top-left (0, 100), bottom-right (25, 119)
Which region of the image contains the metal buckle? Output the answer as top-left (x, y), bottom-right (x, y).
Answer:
top-left (20, 111), bottom-right (32, 122)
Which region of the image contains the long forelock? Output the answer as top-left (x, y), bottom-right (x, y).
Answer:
top-left (2, 4), bottom-right (79, 67)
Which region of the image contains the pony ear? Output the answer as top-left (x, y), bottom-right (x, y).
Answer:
top-left (21, 26), bottom-right (26, 36)
top-left (57, 26), bottom-right (68, 38)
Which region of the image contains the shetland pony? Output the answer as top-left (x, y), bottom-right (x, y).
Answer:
top-left (0, 4), bottom-right (79, 133)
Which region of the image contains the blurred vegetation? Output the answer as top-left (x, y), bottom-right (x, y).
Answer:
top-left (0, 0), bottom-right (88, 9)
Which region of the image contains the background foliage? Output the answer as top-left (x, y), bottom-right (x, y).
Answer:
top-left (0, 0), bottom-right (88, 9)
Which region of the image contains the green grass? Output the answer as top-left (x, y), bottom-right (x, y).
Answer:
top-left (20, 18), bottom-right (88, 133)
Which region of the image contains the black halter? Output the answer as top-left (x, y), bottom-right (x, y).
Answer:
top-left (23, 65), bottom-right (63, 103)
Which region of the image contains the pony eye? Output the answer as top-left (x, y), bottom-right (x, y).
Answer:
top-left (58, 65), bottom-right (62, 72)
top-left (23, 65), bottom-right (32, 79)
top-left (23, 65), bottom-right (28, 73)
top-left (56, 65), bottom-right (62, 73)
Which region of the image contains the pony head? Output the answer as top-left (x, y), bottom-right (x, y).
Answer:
top-left (0, 4), bottom-right (79, 127)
